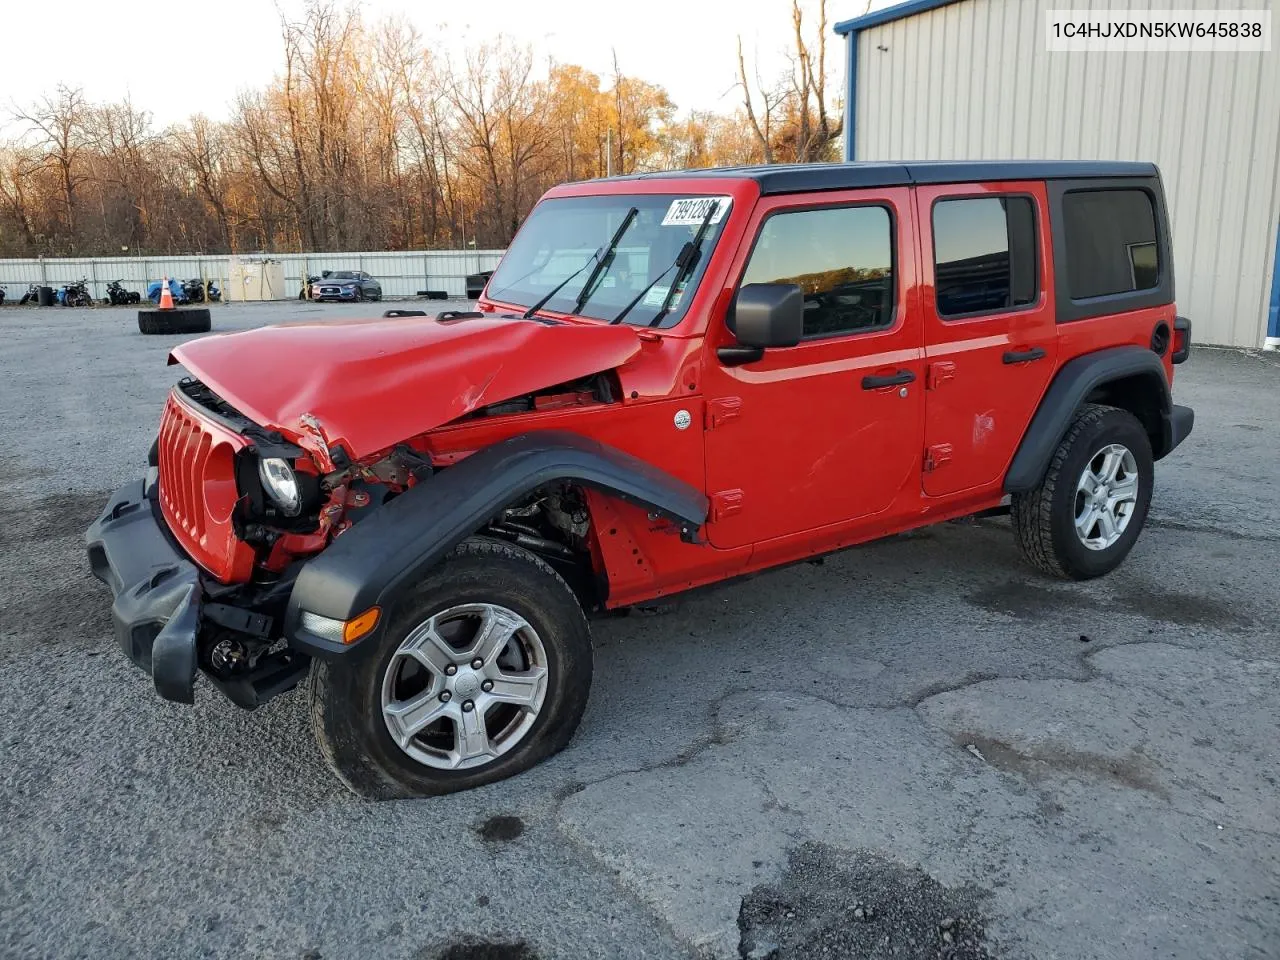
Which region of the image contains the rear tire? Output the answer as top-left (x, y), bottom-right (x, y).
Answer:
top-left (1011, 404), bottom-right (1153, 580)
top-left (309, 537), bottom-right (593, 798)
top-left (137, 308), bottom-right (212, 335)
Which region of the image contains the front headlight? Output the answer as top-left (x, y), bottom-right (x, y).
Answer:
top-left (258, 457), bottom-right (302, 516)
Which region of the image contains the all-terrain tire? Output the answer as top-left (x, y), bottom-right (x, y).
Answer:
top-left (309, 537), bottom-right (593, 799)
top-left (137, 308), bottom-right (212, 335)
top-left (1011, 403), bottom-right (1154, 580)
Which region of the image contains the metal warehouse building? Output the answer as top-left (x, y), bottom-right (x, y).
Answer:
top-left (836, 0), bottom-right (1280, 349)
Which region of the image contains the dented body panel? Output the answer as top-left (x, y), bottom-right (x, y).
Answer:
top-left (169, 315), bottom-right (644, 461)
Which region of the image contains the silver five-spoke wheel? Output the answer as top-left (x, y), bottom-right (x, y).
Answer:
top-left (1074, 443), bottom-right (1139, 551)
top-left (381, 603), bottom-right (549, 770)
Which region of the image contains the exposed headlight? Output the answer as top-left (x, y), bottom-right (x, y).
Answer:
top-left (258, 457), bottom-right (301, 516)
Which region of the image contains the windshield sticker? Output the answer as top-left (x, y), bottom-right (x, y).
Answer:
top-left (661, 196), bottom-right (731, 227)
top-left (643, 285), bottom-right (670, 307)
top-left (642, 282), bottom-right (686, 309)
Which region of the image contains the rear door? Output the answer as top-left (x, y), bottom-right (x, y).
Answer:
top-left (917, 182), bottom-right (1057, 497)
top-left (702, 187), bottom-right (925, 549)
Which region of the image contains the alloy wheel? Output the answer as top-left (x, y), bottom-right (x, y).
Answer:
top-left (1074, 442), bottom-right (1140, 550)
top-left (380, 603), bottom-right (549, 770)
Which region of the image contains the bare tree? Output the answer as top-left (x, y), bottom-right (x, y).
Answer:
top-left (737, 37), bottom-right (778, 164)
top-left (13, 85), bottom-right (94, 241)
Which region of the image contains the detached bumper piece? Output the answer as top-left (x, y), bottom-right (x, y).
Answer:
top-left (86, 479), bottom-right (202, 704)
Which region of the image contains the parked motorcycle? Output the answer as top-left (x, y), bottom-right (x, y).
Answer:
top-left (19, 283), bottom-right (41, 305)
top-left (182, 278), bottom-right (221, 303)
top-left (299, 271), bottom-right (330, 299)
top-left (0, 285), bottom-right (6, 306)
top-left (59, 278), bottom-right (93, 307)
top-left (105, 280), bottom-right (141, 305)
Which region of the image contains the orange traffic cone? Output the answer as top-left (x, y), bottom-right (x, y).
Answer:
top-left (158, 276), bottom-right (175, 311)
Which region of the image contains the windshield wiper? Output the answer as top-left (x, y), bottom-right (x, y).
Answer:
top-left (570, 206), bottom-right (639, 316)
top-left (521, 248), bottom-right (603, 319)
top-left (610, 202), bottom-right (720, 326)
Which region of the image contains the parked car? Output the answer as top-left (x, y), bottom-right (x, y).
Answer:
top-left (311, 270), bottom-right (381, 302)
top-left (87, 160), bottom-right (1193, 798)
top-left (299, 272), bottom-right (327, 300)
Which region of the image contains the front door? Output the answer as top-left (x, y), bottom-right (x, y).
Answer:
top-left (702, 188), bottom-right (925, 550)
top-left (917, 182), bottom-right (1058, 497)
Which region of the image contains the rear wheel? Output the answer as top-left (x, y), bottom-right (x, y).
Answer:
top-left (309, 538), bottom-right (593, 798)
top-left (1012, 404), bottom-right (1153, 580)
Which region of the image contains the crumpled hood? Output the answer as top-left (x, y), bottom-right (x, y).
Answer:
top-left (170, 314), bottom-right (642, 461)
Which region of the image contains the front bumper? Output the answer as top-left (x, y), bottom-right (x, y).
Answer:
top-left (313, 286), bottom-right (360, 300)
top-left (85, 476), bottom-right (202, 704)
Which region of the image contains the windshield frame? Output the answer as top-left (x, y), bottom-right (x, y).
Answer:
top-left (482, 188), bottom-right (741, 331)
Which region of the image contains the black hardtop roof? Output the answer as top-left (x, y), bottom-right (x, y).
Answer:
top-left (591, 160), bottom-right (1159, 194)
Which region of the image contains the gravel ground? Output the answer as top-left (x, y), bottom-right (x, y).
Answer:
top-left (1, 300), bottom-right (1277, 960)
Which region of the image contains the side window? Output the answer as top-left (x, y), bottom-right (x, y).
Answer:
top-left (1062, 189), bottom-right (1159, 299)
top-left (932, 196), bottom-right (1038, 318)
top-left (741, 205), bottom-right (894, 338)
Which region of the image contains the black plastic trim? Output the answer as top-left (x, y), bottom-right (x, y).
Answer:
top-left (85, 480), bottom-right (203, 703)
top-left (1046, 177), bottom-right (1175, 323)
top-left (1172, 315), bottom-right (1192, 364)
top-left (584, 160), bottom-right (1158, 195)
top-left (1004, 346), bottom-right (1175, 493)
top-left (285, 431), bottom-right (709, 657)
top-left (1165, 404), bottom-right (1195, 454)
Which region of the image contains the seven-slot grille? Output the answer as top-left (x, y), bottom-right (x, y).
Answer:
top-left (156, 390), bottom-right (255, 583)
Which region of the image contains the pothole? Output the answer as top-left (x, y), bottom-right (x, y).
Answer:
top-left (738, 842), bottom-right (993, 960)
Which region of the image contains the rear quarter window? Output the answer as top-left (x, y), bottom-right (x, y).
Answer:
top-left (1062, 189), bottom-right (1160, 299)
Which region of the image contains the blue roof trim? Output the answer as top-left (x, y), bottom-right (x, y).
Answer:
top-left (1268, 221), bottom-right (1280, 340)
top-left (834, 0), bottom-right (964, 36)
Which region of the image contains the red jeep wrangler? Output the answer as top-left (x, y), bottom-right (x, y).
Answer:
top-left (87, 161), bottom-right (1193, 797)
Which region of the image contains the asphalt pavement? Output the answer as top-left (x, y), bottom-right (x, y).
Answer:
top-left (1, 300), bottom-right (1276, 960)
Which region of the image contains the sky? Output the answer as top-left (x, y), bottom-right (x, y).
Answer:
top-left (0, 0), bottom-right (891, 133)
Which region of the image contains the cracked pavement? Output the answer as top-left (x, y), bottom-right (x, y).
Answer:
top-left (1, 304), bottom-right (1277, 959)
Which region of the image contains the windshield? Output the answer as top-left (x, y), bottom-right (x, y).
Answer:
top-left (329, 271), bottom-right (357, 280)
top-left (485, 194), bottom-right (732, 327)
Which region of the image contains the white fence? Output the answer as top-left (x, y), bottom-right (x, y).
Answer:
top-left (0, 249), bottom-right (507, 301)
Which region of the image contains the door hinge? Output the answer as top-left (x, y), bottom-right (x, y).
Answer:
top-left (924, 443), bottom-right (954, 472)
top-left (709, 489), bottom-right (745, 521)
top-left (927, 361), bottom-right (957, 390)
top-left (705, 397), bottom-right (743, 429)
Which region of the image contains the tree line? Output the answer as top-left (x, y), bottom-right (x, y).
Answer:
top-left (0, 0), bottom-right (844, 258)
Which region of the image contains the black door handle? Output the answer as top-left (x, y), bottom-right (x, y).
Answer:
top-left (1002, 346), bottom-right (1046, 364)
top-left (861, 369), bottom-right (916, 390)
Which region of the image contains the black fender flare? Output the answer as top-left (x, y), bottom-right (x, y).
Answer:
top-left (1004, 346), bottom-right (1177, 494)
top-left (285, 430), bottom-right (708, 657)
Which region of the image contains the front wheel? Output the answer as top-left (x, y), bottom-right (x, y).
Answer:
top-left (309, 537), bottom-right (593, 798)
top-left (1012, 404), bottom-right (1154, 580)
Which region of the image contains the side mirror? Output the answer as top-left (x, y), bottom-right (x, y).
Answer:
top-left (721, 283), bottom-right (803, 365)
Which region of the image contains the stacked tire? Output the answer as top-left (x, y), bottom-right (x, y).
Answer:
top-left (138, 309), bottom-right (212, 335)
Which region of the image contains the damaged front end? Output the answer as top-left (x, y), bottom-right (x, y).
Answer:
top-left (85, 369), bottom-right (619, 709)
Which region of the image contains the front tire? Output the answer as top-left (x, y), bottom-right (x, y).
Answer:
top-left (309, 538), bottom-right (593, 798)
top-left (1012, 404), bottom-right (1154, 580)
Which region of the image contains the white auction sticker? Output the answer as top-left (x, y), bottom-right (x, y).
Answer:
top-left (661, 196), bottom-right (731, 227)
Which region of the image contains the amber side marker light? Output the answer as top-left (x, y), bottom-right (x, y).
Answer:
top-left (343, 607), bottom-right (381, 644)
top-left (298, 606), bottom-right (381, 645)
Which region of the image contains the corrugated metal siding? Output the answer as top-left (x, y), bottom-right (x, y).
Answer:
top-left (0, 249), bottom-right (506, 301)
top-left (852, 0), bottom-right (1280, 347)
